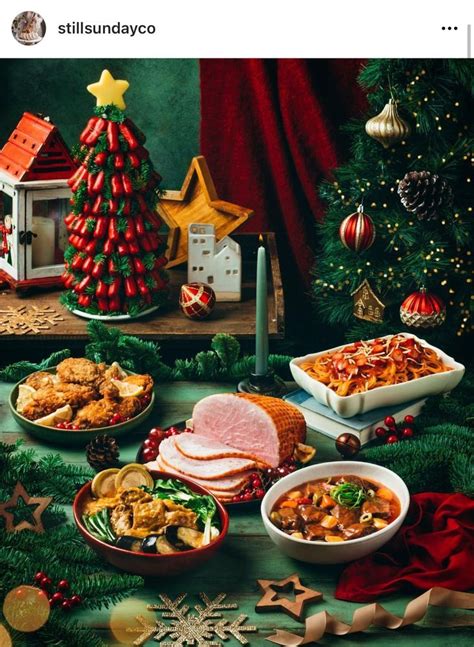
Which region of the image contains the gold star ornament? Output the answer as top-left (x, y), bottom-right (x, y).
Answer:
top-left (0, 482), bottom-right (51, 534)
top-left (87, 69), bottom-right (129, 110)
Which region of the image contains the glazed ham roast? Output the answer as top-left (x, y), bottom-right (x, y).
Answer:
top-left (192, 393), bottom-right (306, 467)
top-left (145, 394), bottom-right (306, 502)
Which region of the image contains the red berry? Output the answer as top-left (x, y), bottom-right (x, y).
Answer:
top-left (251, 478), bottom-right (262, 489)
top-left (401, 427), bottom-right (414, 439)
top-left (184, 427), bottom-right (193, 434)
top-left (386, 434), bottom-right (399, 444)
top-left (143, 438), bottom-right (158, 449)
top-left (142, 448), bottom-right (158, 462)
top-left (50, 592), bottom-right (64, 607)
top-left (70, 594), bottom-right (82, 607)
top-left (34, 571), bottom-right (47, 583)
top-left (243, 492), bottom-right (254, 501)
top-left (375, 426), bottom-right (387, 439)
top-left (277, 467), bottom-right (288, 476)
top-left (57, 580), bottom-right (69, 592)
top-left (148, 428), bottom-right (165, 441)
top-left (384, 416), bottom-right (396, 428)
top-left (40, 576), bottom-right (52, 590)
top-left (109, 413), bottom-right (123, 425)
top-left (404, 414), bottom-right (415, 425)
top-left (232, 495), bottom-right (241, 503)
top-left (168, 426), bottom-right (181, 436)
top-left (61, 599), bottom-right (73, 611)
top-left (255, 489), bottom-right (265, 499)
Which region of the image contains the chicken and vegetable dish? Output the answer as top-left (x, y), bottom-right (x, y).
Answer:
top-left (270, 475), bottom-right (399, 542)
top-left (15, 358), bottom-right (153, 430)
top-left (82, 464), bottom-right (221, 554)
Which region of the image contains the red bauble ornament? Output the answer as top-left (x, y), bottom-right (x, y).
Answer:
top-left (400, 287), bottom-right (446, 328)
top-left (335, 433), bottom-right (361, 458)
top-left (179, 283), bottom-right (216, 320)
top-left (339, 205), bottom-right (376, 252)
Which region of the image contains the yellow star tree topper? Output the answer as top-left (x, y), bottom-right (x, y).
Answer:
top-left (87, 69), bottom-right (129, 110)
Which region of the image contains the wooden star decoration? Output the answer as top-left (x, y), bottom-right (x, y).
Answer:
top-left (87, 69), bottom-right (129, 110)
top-left (255, 574), bottom-right (323, 621)
top-left (157, 156), bottom-right (253, 268)
top-left (0, 482), bottom-right (51, 534)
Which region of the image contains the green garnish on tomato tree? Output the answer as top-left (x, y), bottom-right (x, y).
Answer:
top-left (330, 482), bottom-right (366, 509)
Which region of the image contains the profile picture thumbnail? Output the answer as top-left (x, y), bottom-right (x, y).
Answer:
top-left (11, 11), bottom-right (46, 46)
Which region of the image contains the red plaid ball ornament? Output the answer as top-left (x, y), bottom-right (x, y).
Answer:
top-left (179, 283), bottom-right (216, 320)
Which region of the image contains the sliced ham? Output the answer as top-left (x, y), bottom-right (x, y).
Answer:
top-left (158, 436), bottom-right (256, 480)
top-left (192, 393), bottom-right (306, 467)
top-left (146, 456), bottom-right (253, 492)
top-left (174, 432), bottom-right (259, 462)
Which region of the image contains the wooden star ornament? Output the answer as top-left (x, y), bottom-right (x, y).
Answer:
top-left (87, 69), bottom-right (129, 110)
top-left (255, 574), bottom-right (323, 621)
top-left (157, 156), bottom-right (253, 268)
top-left (0, 482), bottom-right (51, 534)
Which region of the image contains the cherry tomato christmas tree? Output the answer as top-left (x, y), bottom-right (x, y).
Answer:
top-left (61, 70), bottom-right (169, 319)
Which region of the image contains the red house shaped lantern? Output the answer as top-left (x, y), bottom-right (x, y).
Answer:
top-left (0, 112), bottom-right (75, 289)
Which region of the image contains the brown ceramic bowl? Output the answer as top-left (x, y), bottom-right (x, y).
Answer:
top-left (73, 470), bottom-right (229, 577)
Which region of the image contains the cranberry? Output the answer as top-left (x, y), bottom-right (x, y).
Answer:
top-left (184, 427), bottom-right (193, 434)
top-left (109, 413), bottom-right (123, 425)
top-left (251, 478), bottom-right (262, 489)
top-left (148, 428), bottom-right (165, 441)
top-left (40, 576), bottom-right (52, 590)
top-left (142, 448), bottom-right (158, 462)
top-left (34, 571), bottom-right (47, 583)
top-left (57, 580), bottom-right (69, 592)
top-left (232, 495), bottom-right (241, 503)
top-left (243, 492), bottom-right (254, 501)
top-left (61, 599), bottom-right (73, 611)
top-left (143, 438), bottom-right (158, 449)
top-left (167, 426), bottom-right (181, 436)
top-left (404, 414), bottom-right (415, 425)
top-left (255, 489), bottom-right (265, 499)
top-left (401, 427), bottom-right (414, 439)
top-left (71, 425), bottom-right (80, 431)
top-left (69, 594), bottom-right (82, 607)
top-left (49, 592), bottom-right (64, 607)
top-left (375, 426), bottom-right (387, 439)
top-left (384, 416), bottom-right (396, 428)
top-left (386, 434), bottom-right (399, 444)
top-left (277, 467), bottom-right (288, 477)
top-left (56, 422), bottom-right (65, 429)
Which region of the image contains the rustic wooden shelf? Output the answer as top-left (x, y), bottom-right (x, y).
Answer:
top-left (0, 233), bottom-right (284, 342)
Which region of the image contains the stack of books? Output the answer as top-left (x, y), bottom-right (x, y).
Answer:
top-left (284, 390), bottom-right (426, 446)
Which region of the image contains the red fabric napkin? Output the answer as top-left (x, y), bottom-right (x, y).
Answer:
top-left (336, 492), bottom-right (474, 602)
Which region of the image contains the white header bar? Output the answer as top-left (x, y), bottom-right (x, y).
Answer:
top-left (0, 1), bottom-right (471, 58)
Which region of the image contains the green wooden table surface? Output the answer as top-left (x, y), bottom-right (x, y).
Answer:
top-left (0, 381), bottom-right (472, 647)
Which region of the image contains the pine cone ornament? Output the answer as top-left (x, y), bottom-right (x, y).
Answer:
top-left (398, 170), bottom-right (452, 221)
top-left (86, 434), bottom-right (120, 471)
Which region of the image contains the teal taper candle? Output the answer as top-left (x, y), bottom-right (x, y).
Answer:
top-left (255, 240), bottom-right (269, 375)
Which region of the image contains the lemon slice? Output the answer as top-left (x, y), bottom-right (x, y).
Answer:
top-left (115, 463), bottom-right (154, 490)
top-left (35, 405), bottom-right (73, 427)
top-left (111, 379), bottom-right (144, 398)
top-left (92, 468), bottom-right (120, 498)
top-left (16, 384), bottom-right (36, 413)
top-left (109, 361), bottom-right (128, 380)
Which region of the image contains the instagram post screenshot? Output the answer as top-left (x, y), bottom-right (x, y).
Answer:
top-left (0, 2), bottom-right (472, 645)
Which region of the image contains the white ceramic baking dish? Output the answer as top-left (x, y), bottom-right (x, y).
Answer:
top-left (290, 333), bottom-right (465, 418)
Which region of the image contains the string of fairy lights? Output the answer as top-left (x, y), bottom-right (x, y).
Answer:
top-left (314, 63), bottom-right (472, 336)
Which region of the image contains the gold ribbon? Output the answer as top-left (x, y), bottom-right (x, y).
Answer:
top-left (267, 587), bottom-right (474, 645)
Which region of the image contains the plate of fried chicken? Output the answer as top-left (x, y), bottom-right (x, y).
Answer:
top-left (9, 358), bottom-right (155, 445)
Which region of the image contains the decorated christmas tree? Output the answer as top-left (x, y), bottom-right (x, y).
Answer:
top-left (61, 70), bottom-right (169, 319)
top-left (312, 60), bottom-right (472, 349)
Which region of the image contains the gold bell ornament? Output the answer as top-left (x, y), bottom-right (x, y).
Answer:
top-left (365, 98), bottom-right (411, 148)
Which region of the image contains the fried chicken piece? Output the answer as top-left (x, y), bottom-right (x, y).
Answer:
top-left (56, 358), bottom-right (106, 386)
top-left (117, 396), bottom-right (143, 419)
top-left (73, 398), bottom-right (118, 429)
top-left (99, 380), bottom-right (120, 400)
top-left (24, 371), bottom-right (56, 390)
top-left (123, 374), bottom-right (154, 395)
top-left (22, 384), bottom-right (98, 421)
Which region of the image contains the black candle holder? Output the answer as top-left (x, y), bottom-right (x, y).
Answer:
top-left (237, 370), bottom-right (287, 398)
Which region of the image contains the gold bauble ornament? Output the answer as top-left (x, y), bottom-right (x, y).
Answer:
top-left (365, 98), bottom-right (411, 148)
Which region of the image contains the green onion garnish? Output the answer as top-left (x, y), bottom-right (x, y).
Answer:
top-left (330, 482), bottom-right (366, 509)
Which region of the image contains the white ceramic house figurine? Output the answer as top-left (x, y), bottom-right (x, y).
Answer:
top-left (187, 223), bottom-right (242, 301)
top-left (0, 112), bottom-right (75, 290)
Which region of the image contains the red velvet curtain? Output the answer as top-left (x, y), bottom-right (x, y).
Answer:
top-left (199, 59), bottom-right (367, 285)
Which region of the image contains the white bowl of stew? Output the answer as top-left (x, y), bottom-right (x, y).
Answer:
top-left (261, 461), bottom-right (409, 564)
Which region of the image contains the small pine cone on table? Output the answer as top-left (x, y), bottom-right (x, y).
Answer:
top-left (86, 434), bottom-right (120, 471)
top-left (397, 170), bottom-right (452, 221)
